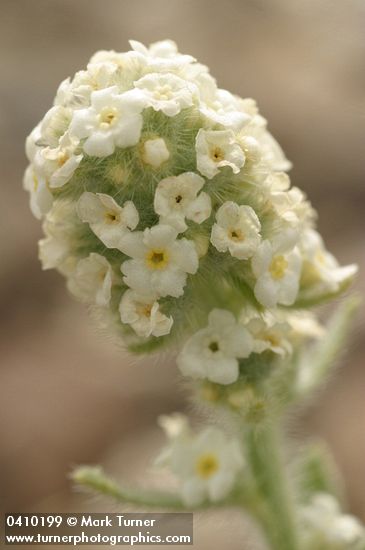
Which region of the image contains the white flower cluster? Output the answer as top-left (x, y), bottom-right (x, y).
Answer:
top-left (24, 38), bottom-right (357, 379)
top-left (300, 493), bottom-right (365, 549)
top-left (156, 413), bottom-right (244, 506)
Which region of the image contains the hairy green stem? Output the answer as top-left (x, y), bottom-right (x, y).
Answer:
top-left (72, 466), bottom-right (186, 509)
top-left (72, 465), bottom-right (239, 511)
top-left (244, 423), bottom-right (301, 550)
top-left (297, 295), bottom-right (361, 397)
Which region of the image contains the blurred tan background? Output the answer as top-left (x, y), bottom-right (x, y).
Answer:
top-left (0, 0), bottom-right (364, 548)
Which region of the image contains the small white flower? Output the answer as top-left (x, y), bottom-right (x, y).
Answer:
top-left (23, 166), bottom-right (53, 220)
top-left (257, 126), bottom-right (292, 172)
top-left (119, 289), bottom-right (173, 338)
top-left (25, 125), bottom-right (41, 162)
top-left (199, 85), bottom-right (251, 130)
top-left (301, 493), bottom-right (365, 549)
top-left (252, 240), bottom-right (302, 308)
top-left (38, 200), bottom-right (77, 270)
top-left (154, 172), bottom-right (211, 232)
top-left (285, 311), bottom-right (325, 342)
top-left (69, 86), bottom-right (145, 157)
top-left (141, 137), bottom-right (170, 168)
top-left (300, 229), bottom-right (358, 297)
top-left (89, 49), bottom-right (139, 67)
top-left (77, 192), bottom-right (139, 249)
top-left (240, 308), bottom-right (292, 355)
top-left (195, 129), bottom-right (245, 179)
top-left (264, 178), bottom-right (315, 251)
top-left (68, 253), bottom-right (114, 307)
top-left (120, 224), bottom-right (199, 298)
top-left (130, 39), bottom-right (182, 59)
top-left (40, 105), bottom-right (72, 148)
top-left (156, 420), bottom-right (244, 507)
top-left (177, 309), bottom-right (253, 385)
top-left (157, 413), bottom-right (191, 441)
top-left (134, 72), bottom-right (196, 117)
top-left (241, 114), bottom-right (292, 172)
top-left (130, 39), bottom-right (195, 73)
top-left (211, 201), bottom-right (261, 259)
top-left (34, 134), bottom-right (83, 189)
top-left (88, 49), bottom-right (145, 79)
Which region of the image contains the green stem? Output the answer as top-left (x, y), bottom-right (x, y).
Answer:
top-left (72, 465), bottom-right (244, 513)
top-left (297, 295), bottom-right (361, 397)
top-left (72, 466), bottom-right (186, 510)
top-left (244, 422), bottom-right (301, 550)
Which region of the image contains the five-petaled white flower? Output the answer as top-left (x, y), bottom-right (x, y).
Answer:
top-left (195, 129), bottom-right (245, 179)
top-left (240, 308), bottom-right (292, 356)
top-left (252, 240), bottom-right (302, 308)
top-left (77, 192), bottom-right (139, 249)
top-left (119, 289), bottom-right (173, 338)
top-left (177, 309), bottom-right (253, 385)
top-left (23, 166), bottom-right (53, 220)
top-left (120, 224), bottom-right (199, 298)
top-left (199, 84), bottom-right (251, 130)
top-left (156, 417), bottom-right (244, 507)
top-left (38, 200), bottom-right (77, 271)
top-left (263, 176), bottom-right (314, 251)
top-left (69, 86), bottom-right (145, 157)
top-left (134, 73), bottom-right (197, 117)
top-left (40, 105), bottom-right (72, 148)
top-left (154, 172), bottom-right (211, 232)
top-left (34, 134), bottom-right (83, 189)
top-left (68, 252), bottom-right (114, 307)
top-left (300, 228), bottom-right (358, 297)
top-left (211, 201), bottom-right (261, 259)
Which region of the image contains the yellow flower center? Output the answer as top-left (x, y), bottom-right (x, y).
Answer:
top-left (99, 107), bottom-right (119, 128)
top-left (210, 146), bottom-right (225, 162)
top-left (143, 304), bottom-right (153, 317)
top-left (146, 249), bottom-right (169, 270)
top-left (154, 85), bottom-right (173, 101)
top-left (269, 255), bottom-right (288, 280)
top-left (196, 453), bottom-right (219, 479)
top-left (136, 302), bottom-right (153, 318)
top-left (229, 228), bottom-right (245, 242)
top-left (262, 332), bottom-right (280, 347)
top-left (57, 151), bottom-right (69, 167)
top-left (104, 211), bottom-right (120, 224)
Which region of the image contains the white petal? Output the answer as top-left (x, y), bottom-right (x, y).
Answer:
top-left (254, 275), bottom-right (279, 308)
top-left (114, 113), bottom-right (143, 148)
top-left (181, 478), bottom-right (206, 507)
top-left (186, 192), bottom-right (212, 224)
top-left (208, 471), bottom-right (235, 502)
top-left (70, 109), bottom-right (96, 139)
top-left (121, 259), bottom-right (153, 294)
top-left (118, 231), bottom-right (145, 258)
top-left (171, 239), bottom-right (199, 274)
top-left (206, 356), bottom-right (239, 384)
top-left (151, 267), bottom-right (187, 298)
top-left (84, 131), bottom-right (115, 157)
top-left (143, 224), bottom-right (178, 249)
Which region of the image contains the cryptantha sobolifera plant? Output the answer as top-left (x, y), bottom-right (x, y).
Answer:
top-left (24, 40), bottom-right (363, 550)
